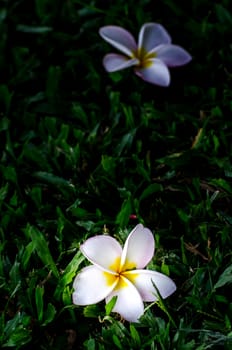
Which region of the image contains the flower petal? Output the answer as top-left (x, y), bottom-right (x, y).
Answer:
top-left (120, 224), bottom-right (155, 270)
top-left (106, 276), bottom-right (144, 322)
top-left (81, 235), bottom-right (122, 273)
top-left (73, 265), bottom-right (117, 305)
top-left (156, 44), bottom-right (192, 67)
top-left (125, 270), bottom-right (176, 302)
top-left (103, 54), bottom-right (139, 72)
top-left (138, 23), bottom-right (171, 53)
top-left (99, 26), bottom-right (137, 57)
top-left (135, 59), bottom-right (170, 86)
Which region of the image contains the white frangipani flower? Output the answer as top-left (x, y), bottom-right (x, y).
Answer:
top-left (72, 224), bottom-right (176, 322)
top-left (99, 23), bottom-right (192, 86)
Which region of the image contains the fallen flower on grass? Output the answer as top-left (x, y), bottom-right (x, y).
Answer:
top-left (99, 23), bottom-right (192, 86)
top-left (72, 224), bottom-right (176, 322)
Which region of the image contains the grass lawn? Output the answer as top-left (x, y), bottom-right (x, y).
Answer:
top-left (0, 0), bottom-right (232, 349)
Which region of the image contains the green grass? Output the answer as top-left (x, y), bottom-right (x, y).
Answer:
top-left (1, 0), bottom-right (232, 348)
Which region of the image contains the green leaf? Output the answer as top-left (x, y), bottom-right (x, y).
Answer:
top-left (33, 171), bottom-right (72, 188)
top-left (54, 250), bottom-right (85, 300)
top-left (72, 103), bottom-right (89, 128)
top-left (139, 183), bottom-right (163, 201)
top-left (0, 85), bottom-right (12, 114)
top-left (3, 312), bottom-right (31, 347)
top-left (151, 280), bottom-right (176, 327)
top-left (61, 285), bottom-right (72, 305)
top-left (129, 324), bottom-right (141, 346)
top-left (101, 155), bottom-right (116, 174)
top-left (84, 338), bottom-right (96, 350)
top-left (26, 224), bottom-right (59, 278)
top-left (76, 220), bottom-right (95, 231)
top-left (42, 303), bottom-right (56, 326)
top-left (177, 208), bottom-right (190, 223)
top-left (2, 326), bottom-right (31, 347)
top-left (161, 262), bottom-right (170, 276)
top-left (1, 166), bottom-right (17, 183)
top-left (108, 71), bottom-right (123, 83)
top-left (9, 261), bottom-right (21, 290)
top-left (16, 25), bottom-right (53, 33)
top-left (105, 296), bottom-right (117, 316)
top-left (0, 8), bottom-right (7, 22)
top-left (0, 116), bottom-right (10, 132)
top-left (112, 334), bottom-right (123, 350)
top-left (35, 286), bottom-right (44, 322)
top-left (215, 4), bottom-right (232, 25)
top-left (83, 304), bottom-right (101, 318)
top-left (21, 242), bottom-right (34, 270)
top-left (46, 65), bottom-right (61, 100)
top-left (116, 198), bottom-right (132, 227)
top-left (214, 265), bottom-right (232, 289)
top-left (115, 130), bottom-right (136, 156)
top-left (29, 187), bottom-right (42, 208)
top-left (209, 178), bottom-right (232, 194)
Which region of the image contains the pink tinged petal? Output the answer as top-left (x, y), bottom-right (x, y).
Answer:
top-left (99, 26), bottom-right (137, 57)
top-left (121, 224), bottom-right (155, 270)
top-left (72, 266), bottom-right (117, 305)
top-left (135, 59), bottom-right (170, 86)
top-left (125, 270), bottom-right (176, 302)
top-left (80, 235), bottom-right (122, 273)
top-left (106, 276), bottom-right (144, 322)
top-left (156, 44), bottom-right (192, 67)
top-left (138, 23), bottom-right (171, 53)
top-left (103, 54), bottom-right (139, 72)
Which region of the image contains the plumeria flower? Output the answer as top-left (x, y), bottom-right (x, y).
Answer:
top-left (99, 23), bottom-right (192, 86)
top-left (72, 224), bottom-right (176, 322)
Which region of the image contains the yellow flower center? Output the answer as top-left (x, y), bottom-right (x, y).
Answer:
top-left (103, 257), bottom-right (139, 290)
top-left (132, 47), bottom-right (157, 69)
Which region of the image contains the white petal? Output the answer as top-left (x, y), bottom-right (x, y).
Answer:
top-left (106, 276), bottom-right (144, 322)
top-left (156, 44), bottom-right (192, 67)
top-left (138, 23), bottom-right (171, 53)
top-left (99, 26), bottom-right (137, 57)
top-left (80, 235), bottom-right (122, 273)
top-left (72, 266), bottom-right (117, 305)
top-left (135, 59), bottom-right (170, 86)
top-left (120, 224), bottom-right (155, 270)
top-left (103, 54), bottom-right (139, 72)
top-left (125, 270), bottom-right (176, 302)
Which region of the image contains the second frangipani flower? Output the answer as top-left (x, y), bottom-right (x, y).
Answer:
top-left (73, 224), bottom-right (176, 322)
top-left (99, 23), bottom-right (192, 86)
